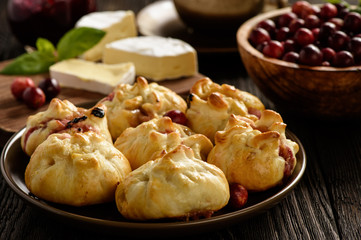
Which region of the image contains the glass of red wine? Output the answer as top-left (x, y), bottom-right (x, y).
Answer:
top-left (7, 0), bottom-right (97, 47)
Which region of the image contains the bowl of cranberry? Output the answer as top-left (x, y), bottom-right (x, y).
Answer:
top-left (237, 1), bottom-right (361, 119)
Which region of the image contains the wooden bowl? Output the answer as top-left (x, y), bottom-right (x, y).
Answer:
top-left (237, 7), bottom-right (361, 119)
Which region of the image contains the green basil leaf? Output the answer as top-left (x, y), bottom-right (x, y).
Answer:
top-left (0, 51), bottom-right (56, 75)
top-left (56, 27), bottom-right (106, 61)
top-left (36, 38), bottom-right (56, 55)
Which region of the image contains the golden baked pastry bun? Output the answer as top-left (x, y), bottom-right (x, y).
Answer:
top-left (21, 98), bottom-right (112, 156)
top-left (114, 116), bottom-right (213, 170)
top-left (99, 76), bottom-right (187, 140)
top-left (25, 131), bottom-right (131, 206)
top-left (115, 145), bottom-right (229, 220)
top-left (207, 110), bottom-right (299, 191)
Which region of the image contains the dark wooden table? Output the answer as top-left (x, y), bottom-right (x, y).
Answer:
top-left (1, 0), bottom-right (360, 239)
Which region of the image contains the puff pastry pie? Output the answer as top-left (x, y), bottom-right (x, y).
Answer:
top-left (99, 76), bottom-right (187, 140)
top-left (186, 78), bottom-right (265, 142)
top-left (21, 98), bottom-right (112, 156)
top-left (114, 116), bottom-right (213, 169)
top-left (207, 110), bottom-right (299, 191)
top-left (115, 145), bottom-right (229, 220)
top-left (25, 131), bottom-right (131, 206)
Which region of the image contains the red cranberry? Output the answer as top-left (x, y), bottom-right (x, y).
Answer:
top-left (321, 47), bottom-right (336, 62)
top-left (344, 12), bottom-right (361, 34)
top-left (299, 44), bottom-right (323, 66)
top-left (332, 50), bottom-right (355, 67)
top-left (294, 28), bottom-right (315, 46)
top-left (256, 19), bottom-right (276, 36)
top-left (304, 14), bottom-right (321, 29)
top-left (289, 18), bottom-right (305, 33)
top-left (282, 51), bottom-right (299, 63)
top-left (328, 30), bottom-right (349, 51)
top-left (278, 12), bottom-right (297, 27)
top-left (10, 77), bottom-right (35, 100)
top-left (22, 87), bottom-right (46, 109)
top-left (291, 0), bottom-right (314, 19)
top-left (319, 3), bottom-right (338, 20)
top-left (38, 78), bottom-right (61, 100)
top-left (249, 28), bottom-right (271, 47)
top-left (349, 37), bottom-right (361, 60)
top-left (318, 22), bottom-right (337, 43)
top-left (262, 40), bottom-right (284, 59)
top-left (275, 27), bottom-right (290, 41)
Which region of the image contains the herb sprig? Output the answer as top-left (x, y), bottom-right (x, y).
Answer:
top-left (1, 27), bottom-right (105, 75)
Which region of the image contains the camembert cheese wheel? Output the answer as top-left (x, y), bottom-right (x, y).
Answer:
top-left (103, 36), bottom-right (198, 81)
top-left (75, 10), bottom-right (137, 61)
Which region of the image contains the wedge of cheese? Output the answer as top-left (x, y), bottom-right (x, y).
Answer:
top-left (75, 11), bottom-right (137, 62)
top-left (103, 36), bottom-right (198, 81)
top-left (50, 59), bottom-right (135, 95)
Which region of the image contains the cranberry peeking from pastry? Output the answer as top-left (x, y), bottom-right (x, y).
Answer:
top-left (99, 76), bottom-right (187, 140)
top-left (207, 110), bottom-right (299, 192)
top-left (21, 98), bottom-right (112, 156)
top-left (115, 145), bottom-right (229, 221)
top-left (186, 78), bottom-right (265, 142)
top-left (114, 116), bottom-right (212, 170)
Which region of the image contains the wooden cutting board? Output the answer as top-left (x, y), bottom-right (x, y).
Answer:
top-left (0, 60), bottom-right (204, 133)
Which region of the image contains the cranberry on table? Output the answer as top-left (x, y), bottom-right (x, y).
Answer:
top-left (10, 77), bottom-right (35, 100)
top-left (299, 44), bottom-right (323, 66)
top-left (38, 77), bottom-right (61, 100)
top-left (22, 86), bottom-right (46, 109)
top-left (263, 40), bottom-right (284, 59)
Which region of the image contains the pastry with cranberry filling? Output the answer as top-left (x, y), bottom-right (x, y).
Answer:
top-left (115, 145), bottom-right (229, 220)
top-left (114, 116), bottom-right (212, 170)
top-left (186, 78), bottom-right (265, 142)
top-left (25, 131), bottom-right (131, 206)
top-left (21, 98), bottom-right (112, 156)
top-left (99, 76), bottom-right (187, 140)
top-left (207, 110), bottom-right (299, 192)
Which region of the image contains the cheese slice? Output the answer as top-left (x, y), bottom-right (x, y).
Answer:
top-left (50, 59), bottom-right (135, 95)
top-left (103, 36), bottom-right (198, 81)
top-left (75, 11), bottom-right (137, 62)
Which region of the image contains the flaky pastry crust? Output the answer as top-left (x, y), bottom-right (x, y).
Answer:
top-left (186, 78), bottom-right (265, 142)
top-left (99, 76), bottom-right (187, 140)
top-left (115, 145), bottom-right (229, 220)
top-left (114, 117), bottom-right (213, 170)
top-left (207, 110), bottom-right (299, 191)
top-left (25, 131), bottom-right (131, 206)
top-left (21, 98), bottom-right (112, 156)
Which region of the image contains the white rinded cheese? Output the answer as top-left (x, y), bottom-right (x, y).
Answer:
top-left (50, 59), bottom-right (135, 95)
top-left (75, 11), bottom-right (137, 61)
top-left (103, 36), bottom-right (198, 81)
